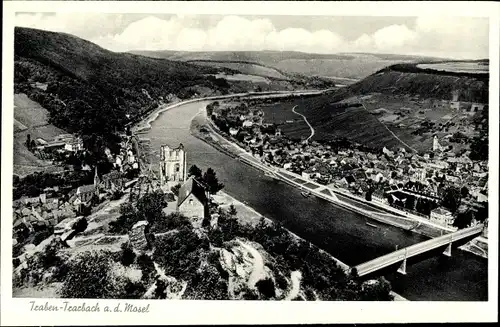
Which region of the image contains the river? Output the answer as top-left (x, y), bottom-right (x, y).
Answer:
top-left (141, 100), bottom-right (488, 301)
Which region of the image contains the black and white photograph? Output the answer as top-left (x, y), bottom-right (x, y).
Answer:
top-left (1, 1), bottom-right (498, 325)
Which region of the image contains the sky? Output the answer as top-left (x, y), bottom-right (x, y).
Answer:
top-left (15, 13), bottom-right (490, 59)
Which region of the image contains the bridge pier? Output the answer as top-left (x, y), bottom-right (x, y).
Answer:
top-left (443, 242), bottom-right (452, 257)
top-left (397, 258), bottom-right (407, 275)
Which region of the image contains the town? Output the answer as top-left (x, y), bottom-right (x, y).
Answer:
top-left (8, 12), bottom-right (492, 307)
top-left (207, 99), bottom-right (489, 233)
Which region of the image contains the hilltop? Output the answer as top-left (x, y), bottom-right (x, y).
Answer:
top-left (240, 60), bottom-right (489, 152)
top-left (130, 50), bottom-right (442, 83)
top-left (339, 62), bottom-right (489, 103)
top-left (14, 27), bottom-right (243, 134)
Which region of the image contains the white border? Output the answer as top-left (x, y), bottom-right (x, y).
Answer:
top-left (2, 1), bottom-right (499, 325)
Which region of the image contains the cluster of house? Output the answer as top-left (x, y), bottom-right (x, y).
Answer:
top-left (33, 134), bottom-right (84, 155)
top-left (211, 103), bottom-right (488, 229)
top-left (12, 168), bottom-right (128, 247)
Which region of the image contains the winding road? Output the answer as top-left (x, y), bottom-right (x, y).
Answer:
top-left (292, 105), bottom-right (315, 142)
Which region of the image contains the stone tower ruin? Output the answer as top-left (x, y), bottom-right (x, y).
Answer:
top-left (159, 143), bottom-right (187, 187)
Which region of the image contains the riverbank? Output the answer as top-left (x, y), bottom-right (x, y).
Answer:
top-left (459, 237), bottom-right (488, 259)
top-left (132, 89), bottom-right (335, 133)
top-left (135, 92), bottom-right (487, 301)
top-left (194, 104), bottom-right (488, 259)
top-left (192, 110), bottom-right (438, 238)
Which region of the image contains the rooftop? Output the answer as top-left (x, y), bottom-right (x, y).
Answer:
top-left (177, 177), bottom-right (208, 207)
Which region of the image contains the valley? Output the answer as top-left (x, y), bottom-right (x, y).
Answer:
top-left (10, 25), bottom-right (489, 303)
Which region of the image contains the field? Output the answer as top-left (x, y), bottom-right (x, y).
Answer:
top-left (215, 73), bottom-right (270, 83)
top-left (272, 56), bottom-right (414, 80)
top-left (249, 95), bottom-right (406, 150)
top-left (417, 61), bottom-right (488, 74)
top-left (192, 60), bottom-right (288, 79)
top-left (13, 93), bottom-right (66, 176)
top-left (248, 88), bottom-right (479, 153)
top-left (361, 94), bottom-right (479, 153)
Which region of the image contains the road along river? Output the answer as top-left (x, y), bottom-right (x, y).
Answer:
top-left (140, 98), bottom-right (487, 301)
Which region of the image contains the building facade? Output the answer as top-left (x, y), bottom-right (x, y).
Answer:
top-left (176, 177), bottom-right (209, 229)
top-left (430, 208), bottom-right (455, 227)
top-left (159, 143), bottom-right (187, 187)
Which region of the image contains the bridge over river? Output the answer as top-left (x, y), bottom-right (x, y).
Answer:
top-left (352, 224), bottom-right (484, 277)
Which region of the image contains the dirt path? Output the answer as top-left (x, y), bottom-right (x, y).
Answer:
top-left (285, 271), bottom-right (302, 300)
top-left (238, 240), bottom-right (265, 288)
top-left (292, 105), bottom-right (315, 142)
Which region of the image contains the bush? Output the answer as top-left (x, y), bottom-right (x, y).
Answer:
top-left (120, 242), bottom-right (136, 267)
top-left (72, 217), bottom-right (88, 234)
top-left (170, 184), bottom-right (182, 197)
top-left (153, 227), bottom-right (209, 279)
top-left (109, 203), bottom-right (140, 235)
top-left (137, 253), bottom-right (155, 282)
top-left (154, 279), bottom-right (167, 299)
top-left (360, 278), bottom-right (394, 301)
top-left (151, 212), bottom-right (191, 233)
top-left (121, 280), bottom-right (147, 299)
top-left (61, 250), bottom-right (118, 298)
top-left (164, 192), bottom-right (175, 202)
top-left (13, 258), bottom-right (21, 268)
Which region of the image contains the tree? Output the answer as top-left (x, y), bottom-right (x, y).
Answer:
top-left (460, 186), bottom-right (470, 198)
top-left (360, 278), bottom-right (394, 301)
top-left (170, 183), bottom-right (182, 197)
top-left (61, 250), bottom-right (120, 298)
top-left (203, 168), bottom-right (224, 195)
top-left (454, 210), bottom-right (474, 229)
top-left (365, 190), bottom-right (373, 201)
top-left (228, 204), bottom-right (238, 216)
top-left (188, 165), bottom-right (203, 180)
top-left (120, 242), bottom-right (136, 266)
top-left (151, 212), bottom-right (191, 233)
top-left (109, 203), bottom-right (140, 235)
top-left (154, 279), bottom-right (167, 299)
top-left (469, 108), bottom-right (488, 161)
top-left (405, 196), bottom-right (416, 211)
top-left (137, 253), bottom-right (155, 282)
top-left (26, 134), bottom-right (32, 150)
top-left (415, 198), bottom-right (431, 215)
top-left (474, 203), bottom-right (488, 223)
top-left (441, 186), bottom-right (461, 213)
top-left (72, 217), bottom-right (88, 234)
top-left (256, 278), bottom-right (276, 299)
top-left (136, 190), bottom-right (166, 225)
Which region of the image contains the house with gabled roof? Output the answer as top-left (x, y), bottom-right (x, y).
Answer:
top-left (176, 177), bottom-right (209, 228)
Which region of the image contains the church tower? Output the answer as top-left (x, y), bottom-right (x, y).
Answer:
top-left (432, 135), bottom-right (440, 152)
top-left (159, 143), bottom-right (187, 187)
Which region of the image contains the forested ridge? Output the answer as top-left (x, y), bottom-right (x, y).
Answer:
top-left (14, 27), bottom-right (235, 149)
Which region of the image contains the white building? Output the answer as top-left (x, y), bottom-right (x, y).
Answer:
top-left (414, 168), bottom-right (427, 182)
top-left (242, 120), bottom-right (253, 128)
top-left (301, 172), bottom-right (311, 180)
top-left (430, 208), bottom-right (455, 227)
top-left (471, 103), bottom-right (485, 113)
top-left (229, 128), bottom-right (239, 136)
top-left (371, 172), bottom-right (384, 183)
